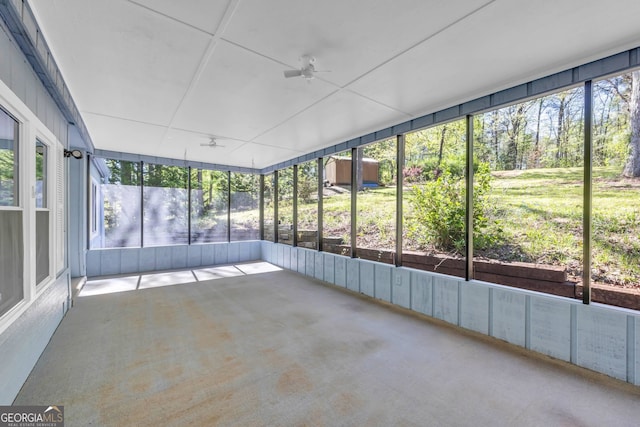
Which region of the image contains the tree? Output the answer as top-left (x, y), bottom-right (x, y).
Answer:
top-left (623, 71), bottom-right (640, 177)
top-left (356, 146), bottom-right (364, 190)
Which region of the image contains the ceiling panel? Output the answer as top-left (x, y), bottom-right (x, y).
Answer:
top-left (172, 39), bottom-right (339, 141)
top-left (349, 0), bottom-right (640, 117)
top-left (223, 0), bottom-right (491, 87)
top-left (83, 113), bottom-right (167, 154)
top-left (129, 0), bottom-right (231, 34)
top-left (26, 0), bottom-right (640, 170)
top-left (226, 142), bottom-right (302, 169)
top-left (254, 90), bottom-right (409, 154)
top-left (31, 0), bottom-right (211, 126)
top-left (165, 128), bottom-right (246, 164)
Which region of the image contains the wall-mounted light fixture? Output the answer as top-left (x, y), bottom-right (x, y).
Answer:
top-left (64, 149), bottom-right (83, 159)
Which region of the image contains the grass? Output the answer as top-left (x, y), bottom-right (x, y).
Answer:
top-left (258, 166), bottom-right (640, 288)
top-left (486, 166), bottom-right (640, 286)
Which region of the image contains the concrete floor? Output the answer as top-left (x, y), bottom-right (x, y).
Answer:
top-left (15, 262), bottom-right (640, 426)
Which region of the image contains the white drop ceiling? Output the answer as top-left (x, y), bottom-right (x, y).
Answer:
top-left (29, 0), bottom-right (640, 169)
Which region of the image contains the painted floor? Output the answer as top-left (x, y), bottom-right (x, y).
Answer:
top-left (15, 262), bottom-right (640, 426)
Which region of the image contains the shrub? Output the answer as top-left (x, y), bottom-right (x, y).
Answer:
top-left (403, 165), bottom-right (423, 183)
top-left (298, 176), bottom-right (315, 203)
top-left (407, 161), bottom-right (500, 254)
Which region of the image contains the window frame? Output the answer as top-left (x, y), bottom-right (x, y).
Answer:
top-left (0, 79), bottom-right (64, 333)
top-left (89, 176), bottom-right (99, 240)
top-left (34, 136), bottom-right (53, 287)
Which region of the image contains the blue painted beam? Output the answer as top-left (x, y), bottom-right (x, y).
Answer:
top-left (0, 0), bottom-right (94, 151)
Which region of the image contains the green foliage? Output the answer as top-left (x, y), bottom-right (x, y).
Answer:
top-left (298, 175), bottom-right (315, 203)
top-left (297, 161), bottom-right (317, 203)
top-left (0, 148), bottom-right (16, 205)
top-left (407, 154), bottom-right (483, 182)
top-left (363, 138), bottom-right (396, 186)
top-left (407, 162), bottom-right (500, 253)
top-left (106, 159), bottom-right (140, 185)
top-left (230, 172), bottom-right (257, 193)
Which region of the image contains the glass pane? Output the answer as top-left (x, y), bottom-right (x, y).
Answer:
top-left (230, 172), bottom-right (259, 241)
top-left (191, 169), bottom-right (228, 243)
top-left (323, 151), bottom-right (351, 255)
top-left (263, 173), bottom-right (274, 242)
top-left (277, 167), bottom-right (294, 245)
top-left (296, 160), bottom-right (318, 249)
top-left (36, 210), bottom-right (49, 284)
top-left (99, 159), bottom-right (141, 248)
top-left (0, 108), bottom-right (18, 206)
top-left (0, 211), bottom-right (24, 316)
top-left (356, 138), bottom-right (396, 263)
top-left (592, 72), bottom-right (640, 304)
top-left (473, 87), bottom-right (584, 293)
top-left (143, 164), bottom-right (189, 246)
top-left (90, 179), bottom-right (98, 235)
top-left (35, 140), bottom-right (47, 208)
top-left (403, 119), bottom-right (466, 278)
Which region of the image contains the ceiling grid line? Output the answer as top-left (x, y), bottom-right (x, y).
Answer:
top-left (28, 0), bottom-right (640, 168)
top-left (126, 0), bottom-right (215, 36)
top-left (159, 0), bottom-right (243, 146)
top-left (340, 0), bottom-right (497, 89)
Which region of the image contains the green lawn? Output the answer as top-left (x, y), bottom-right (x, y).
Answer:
top-left (293, 166), bottom-right (640, 287)
top-left (485, 166), bottom-right (640, 285)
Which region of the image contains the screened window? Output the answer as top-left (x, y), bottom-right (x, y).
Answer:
top-left (322, 151), bottom-right (351, 255)
top-left (143, 164), bottom-right (189, 246)
top-left (296, 160), bottom-right (318, 249)
top-left (277, 167), bottom-right (294, 245)
top-left (263, 173), bottom-right (275, 242)
top-left (191, 169), bottom-right (228, 243)
top-left (473, 87), bottom-right (584, 290)
top-left (230, 172), bottom-right (259, 241)
top-left (356, 138), bottom-right (396, 263)
top-left (592, 72), bottom-right (640, 294)
top-left (100, 159), bottom-right (141, 248)
top-left (403, 120), bottom-right (466, 278)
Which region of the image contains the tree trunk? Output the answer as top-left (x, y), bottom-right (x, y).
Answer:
top-left (556, 94), bottom-right (566, 163)
top-left (534, 98), bottom-right (543, 167)
top-left (356, 147), bottom-right (364, 191)
top-left (492, 110), bottom-right (499, 167)
top-left (623, 71), bottom-right (640, 177)
top-left (437, 124), bottom-right (447, 167)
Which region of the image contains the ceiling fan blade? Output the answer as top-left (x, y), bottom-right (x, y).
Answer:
top-left (200, 143), bottom-right (226, 148)
top-left (284, 69), bottom-right (303, 78)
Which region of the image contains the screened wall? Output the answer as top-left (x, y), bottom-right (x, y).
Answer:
top-left (91, 158), bottom-right (260, 248)
top-left (86, 64), bottom-right (640, 310)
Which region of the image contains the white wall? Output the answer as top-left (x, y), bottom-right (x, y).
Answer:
top-left (86, 241), bottom-right (262, 277)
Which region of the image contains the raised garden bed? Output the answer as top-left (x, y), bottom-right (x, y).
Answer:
top-left (274, 232), bottom-right (640, 311)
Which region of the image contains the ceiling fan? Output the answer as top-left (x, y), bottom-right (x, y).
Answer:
top-left (200, 137), bottom-right (226, 148)
top-left (283, 55), bottom-right (328, 80)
